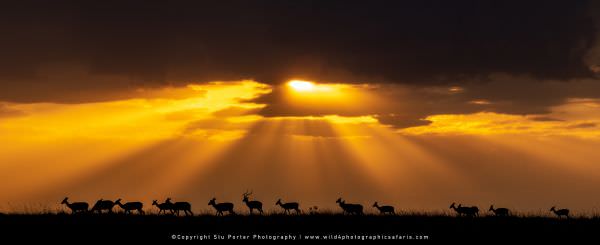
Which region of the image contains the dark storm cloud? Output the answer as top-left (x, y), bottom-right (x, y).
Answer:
top-left (253, 75), bottom-right (600, 128)
top-left (0, 0), bottom-right (597, 103)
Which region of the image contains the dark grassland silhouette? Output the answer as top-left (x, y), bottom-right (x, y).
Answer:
top-left (0, 197), bottom-right (595, 242)
top-left (2, 203), bottom-right (597, 242)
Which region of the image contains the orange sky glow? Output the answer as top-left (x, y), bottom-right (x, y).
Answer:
top-left (1, 80), bottom-right (600, 214)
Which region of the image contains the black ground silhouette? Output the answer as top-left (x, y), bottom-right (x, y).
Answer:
top-left (0, 212), bottom-right (598, 242)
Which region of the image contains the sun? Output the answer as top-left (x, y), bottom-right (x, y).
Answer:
top-left (285, 79), bottom-right (352, 104)
top-left (288, 80), bottom-right (315, 92)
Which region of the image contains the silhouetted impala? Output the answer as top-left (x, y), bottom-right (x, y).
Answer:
top-left (165, 198), bottom-right (193, 216)
top-left (489, 205), bottom-right (510, 216)
top-left (61, 197), bottom-right (89, 214)
top-left (152, 200), bottom-right (172, 215)
top-left (115, 199), bottom-right (144, 215)
top-left (550, 206), bottom-right (570, 219)
top-left (449, 202), bottom-right (479, 217)
top-left (276, 199), bottom-right (300, 214)
top-left (91, 199), bottom-right (117, 214)
top-left (336, 198), bottom-right (363, 215)
top-left (373, 202), bottom-right (395, 215)
top-left (242, 191), bottom-right (263, 215)
top-left (208, 198), bottom-right (235, 216)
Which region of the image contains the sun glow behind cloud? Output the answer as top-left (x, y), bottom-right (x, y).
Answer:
top-left (288, 80), bottom-right (315, 92)
top-left (286, 80), bottom-right (347, 97)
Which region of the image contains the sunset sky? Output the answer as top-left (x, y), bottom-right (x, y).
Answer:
top-left (1, 1), bottom-right (600, 214)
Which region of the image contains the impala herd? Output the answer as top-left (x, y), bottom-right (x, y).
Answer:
top-left (61, 195), bottom-right (572, 218)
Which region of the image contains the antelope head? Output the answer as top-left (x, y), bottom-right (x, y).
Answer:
top-left (242, 190), bottom-right (253, 201)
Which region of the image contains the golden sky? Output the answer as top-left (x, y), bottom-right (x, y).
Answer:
top-left (1, 80), bottom-right (600, 214)
top-left (3, 2), bottom-right (600, 217)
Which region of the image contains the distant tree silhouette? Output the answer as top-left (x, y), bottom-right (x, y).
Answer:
top-left (90, 199), bottom-right (117, 214)
top-left (373, 202), bottom-right (395, 215)
top-left (336, 198), bottom-right (363, 215)
top-left (208, 198), bottom-right (235, 216)
top-left (242, 190), bottom-right (263, 215)
top-left (61, 197), bottom-right (88, 214)
top-left (165, 198), bottom-right (193, 216)
top-left (489, 205), bottom-right (510, 217)
top-left (115, 199), bottom-right (144, 215)
top-left (276, 199), bottom-right (300, 215)
top-left (550, 206), bottom-right (570, 219)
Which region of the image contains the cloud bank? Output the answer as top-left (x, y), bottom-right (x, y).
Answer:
top-left (0, 1), bottom-right (598, 103)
